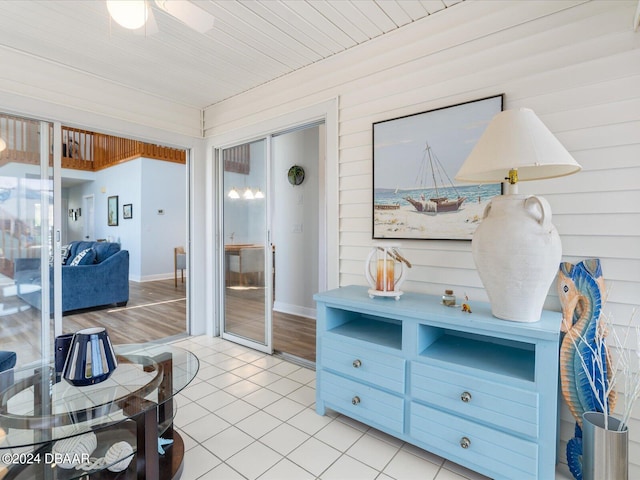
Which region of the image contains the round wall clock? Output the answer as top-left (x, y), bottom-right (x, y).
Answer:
top-left (287, 165), bottom-right (305, 186)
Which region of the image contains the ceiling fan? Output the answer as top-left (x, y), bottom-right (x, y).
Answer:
top-left (106, 0), bottom-right (215, 35)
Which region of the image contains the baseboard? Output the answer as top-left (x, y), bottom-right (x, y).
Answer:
top-left (134, 273), bottom-right (176, 283)
top-left (273, 301), bottom-right (316, 319)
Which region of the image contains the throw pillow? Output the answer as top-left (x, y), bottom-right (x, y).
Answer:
top-left (69, 248), bottom-right (96, 266)
top-left (49, 244), bottom-right (71, 266)
top-left (61, 244), bottom-right (70, 265)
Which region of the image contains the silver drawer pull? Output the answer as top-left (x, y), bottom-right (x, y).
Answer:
top-left (460, 391), bottom-right (472, 403)
top-left (352, 359), bottom-right (362, 368)
top-left (460, 437), bottom-right (471, 449)
top-left (352, 396), bottom-right (361, 405)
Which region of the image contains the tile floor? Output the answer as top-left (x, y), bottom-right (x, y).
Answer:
top-left (172, 335), bottom-right (575, 480)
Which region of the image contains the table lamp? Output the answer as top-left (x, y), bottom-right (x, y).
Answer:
top-left (63, 327), bottom-right (118, 386)
top-left (455, 108), bottom-right (581, 322)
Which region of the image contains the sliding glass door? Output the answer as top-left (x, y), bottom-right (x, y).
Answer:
top-left (0, 113), bottom-right (57, 366)
top-left (220, 139), bottom-right (272, 353)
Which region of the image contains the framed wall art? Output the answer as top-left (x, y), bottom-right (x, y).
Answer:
top-left (372, 94), bottom-right (503, 240)
top-left (108, 195), bottom-right (118, 226)
top-left (123, 204), bottom-right (132, 219)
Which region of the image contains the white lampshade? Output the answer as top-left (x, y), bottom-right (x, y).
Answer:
top-left (0, 138), bottom-right (6, 152)
top-left (227, 187), bottom-right (240, 199)
top-left (107, 0), bottom-right (149, 30)
top-left (455, 107), bottom-right (581, 323)
top-left (243, 187), bottom-right (254, 200)
top-left (455, 108), bottom-right (581, 183)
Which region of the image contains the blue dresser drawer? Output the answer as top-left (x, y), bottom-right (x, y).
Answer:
top-left (410, 402), bottom-right (538, 480)
top-left (321, 336), bottom-right (405, 393)
top-left (411, 362), bottom-right (538, 438)
top-left (320, 371), bottom-right (404, 433)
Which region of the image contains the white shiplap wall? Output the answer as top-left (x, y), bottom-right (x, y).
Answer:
top-left (0, 46), bottom-right (202, 140)
top-left (203, 0), bottom-right (640, 475)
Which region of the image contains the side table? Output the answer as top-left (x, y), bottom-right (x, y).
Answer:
top-left (0, 343), bottom-right (198, 479)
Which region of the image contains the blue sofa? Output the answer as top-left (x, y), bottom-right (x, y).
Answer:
top-left (0, 351), bottom-right (16, 372)
top-left (0, 350), bottom-right (16, 391)
top-left (14, 241), bottom-right (129, 313)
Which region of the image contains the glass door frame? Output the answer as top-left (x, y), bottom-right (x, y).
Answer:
top-left (38, 120), bottom-right (61, 363)
top-left (210, 98), bottom-right (338, 352)
top-left (216, 136), bottom-right (273, 354)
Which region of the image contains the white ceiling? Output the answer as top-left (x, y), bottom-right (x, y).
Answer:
top-left (0, 0), bottom-right (461, 110)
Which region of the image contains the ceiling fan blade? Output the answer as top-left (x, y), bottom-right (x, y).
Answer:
top-left (132, 5), bottom-right (159, 35)
top-left (154, 0), bottom-right (215, 34)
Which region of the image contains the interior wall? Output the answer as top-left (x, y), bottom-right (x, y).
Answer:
top-left (141, 158), bottom-right (187, 280)
top-left (0, 47), bottom-right (201, 138)
top-left (67, 158), bottom-right (186, 281)
top-left (202, 0), bottom-right (640, 474)
top-left (272, 126), bottom-right (320, 318)
top-left (68, 161), bottom-right (142, 277)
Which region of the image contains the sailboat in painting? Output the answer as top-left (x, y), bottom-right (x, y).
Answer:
top-left (404, 142), bottom-right (466, 213)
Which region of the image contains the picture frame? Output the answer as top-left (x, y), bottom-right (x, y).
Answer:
top-left (108, 196), bottom-right (118, 226)
top-left (372, 94), bottom-right (504, 240)
top-left (123, 203), bottom-right (132, 219)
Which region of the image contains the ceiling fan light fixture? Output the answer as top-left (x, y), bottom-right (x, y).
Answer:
top-left (107, 0), bottom-right (149, 30)
top-left (154, 0), bottom-right (215, 34)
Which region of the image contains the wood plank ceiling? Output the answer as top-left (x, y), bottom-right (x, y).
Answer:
top-left (0, 0), bottom-right (462, 110)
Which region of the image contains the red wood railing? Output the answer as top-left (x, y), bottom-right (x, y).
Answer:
top-left (0, 114), bottom-right (186, 171)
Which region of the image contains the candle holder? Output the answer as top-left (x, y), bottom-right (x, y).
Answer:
top-left (365, 243), bottom-right (410, 300)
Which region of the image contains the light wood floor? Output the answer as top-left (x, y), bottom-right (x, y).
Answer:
top-left (0, 279), bottom-right (187, 366)
top-left (62, 279), bottom-right (187, 343)
top-left (1, 280), bottom-right (315, 367)
top-left (225, 287), bottom-right (316, 363)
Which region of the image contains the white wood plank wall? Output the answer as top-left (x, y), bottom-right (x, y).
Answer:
top-left (204, 0), bottom-right (640, 475)
top-left (0, 47), bottom-right (202, 140)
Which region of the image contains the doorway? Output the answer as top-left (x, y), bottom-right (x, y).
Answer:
top-left (82, 194), bottom-right (94, 241)
top-left (271, 124), bottom-right (322, 363)
top-left (219, 123), bottom-right (323, 363)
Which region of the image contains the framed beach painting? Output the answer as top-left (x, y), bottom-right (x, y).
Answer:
top-left (372, 94), bottom-right (503, 240)
top-left (108, 195), bottom-right (118, 226)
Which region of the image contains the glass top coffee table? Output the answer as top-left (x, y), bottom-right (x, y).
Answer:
top-left (0, 343), bottom-right (199, 479)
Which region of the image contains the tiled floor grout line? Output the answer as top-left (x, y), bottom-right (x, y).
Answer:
top-left (171, 336), bottom-right (574, 480)
top-left (172, 338), bottom-right (468, 478)
top-left (175, 336), bottom-right (444, 479)
top-left (178, 361), bottom-right (319, 477)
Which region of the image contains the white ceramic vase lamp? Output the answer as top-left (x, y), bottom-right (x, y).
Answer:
top-left (455, 108), bottom-right (581, 322)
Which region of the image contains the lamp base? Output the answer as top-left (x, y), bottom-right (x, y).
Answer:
top-left (472, 194), bottom-right (561, 322)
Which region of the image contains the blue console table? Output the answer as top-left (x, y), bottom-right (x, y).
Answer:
top-left (314, 285), bottom-right (562, 480)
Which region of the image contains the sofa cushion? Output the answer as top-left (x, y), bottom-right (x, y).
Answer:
top-left (93, 242), bottom-right (121, 263)
top-left (69, 248), bottom-right (96, 266)
top-left (68, 241), bottom-right (120, 264)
